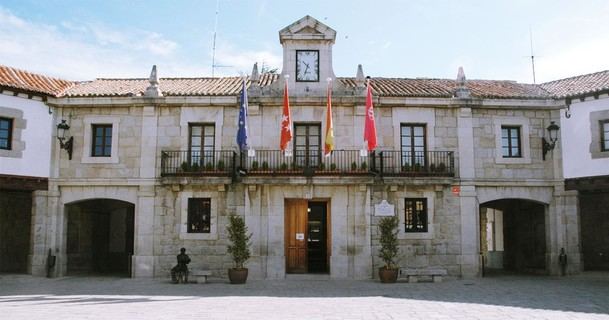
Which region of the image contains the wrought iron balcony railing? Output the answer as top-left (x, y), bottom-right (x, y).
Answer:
top-left (160, 149), bottom-right (455, 178)
top-left (161, 150), bottom-right (236, 177)
top-left (372, 150), bottom-right (455, 177)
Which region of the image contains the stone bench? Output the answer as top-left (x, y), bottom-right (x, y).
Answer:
top-left (190, 270), bottom-right (212, 284)
top-left (400, 268), bottom-right (447, 283)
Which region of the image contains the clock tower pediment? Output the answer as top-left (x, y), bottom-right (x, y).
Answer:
top-left (277, 15), bottom-right (337, 95)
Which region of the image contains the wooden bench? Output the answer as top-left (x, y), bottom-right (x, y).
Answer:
top-left (190, 270), bottom-right (212, 284)
top-left (400, 268), bottom-right (447, 283)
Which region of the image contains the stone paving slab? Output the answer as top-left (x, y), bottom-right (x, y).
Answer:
top-left (0, 273), bottom-right (608, 320)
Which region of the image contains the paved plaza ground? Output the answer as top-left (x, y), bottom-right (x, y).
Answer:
top-left (1, 273), bottom-right (608, 320)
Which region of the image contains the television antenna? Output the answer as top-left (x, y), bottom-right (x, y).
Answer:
top-left (528, 26), bottom-right (538, 84)
top-left (211, 0), bottom-right (232, 77)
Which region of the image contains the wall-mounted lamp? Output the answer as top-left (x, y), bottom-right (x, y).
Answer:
top-left (542, 121), bottom-right (560, 161)
top-left (56, 120), bottom-right (73, 160)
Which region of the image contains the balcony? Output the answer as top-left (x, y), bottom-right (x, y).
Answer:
top-left (160, 150), bottom-right (455, 178)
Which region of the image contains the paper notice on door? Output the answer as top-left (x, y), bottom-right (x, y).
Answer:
top-left (296, 233), bottom-right (305, 240)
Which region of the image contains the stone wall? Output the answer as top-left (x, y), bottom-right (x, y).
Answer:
top-left (370, 184), bottom-right (462, 277)
top-left (57, 107), bottom-right (143, 179)
top-left (472, 108), bottom-right (556, 180)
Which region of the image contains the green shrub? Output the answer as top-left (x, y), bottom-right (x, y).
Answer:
top-left (378, 216), bottom-right (399, 270)
top-left (226, 215), bottom-right (252, 269)
top-left (361, 162), bottom-right (368, 170)
top-left (217, 160), bottom-right (225, 170)
top-left (180, 161), bottom-right (191, 172)
top-left (251, 161), bottom-right (259, 170)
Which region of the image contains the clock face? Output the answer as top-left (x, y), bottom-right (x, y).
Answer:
top-left (296, 50), bottom-right (319, 82)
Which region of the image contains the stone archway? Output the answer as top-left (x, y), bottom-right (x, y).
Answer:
top-left (480, 198), bottom-right (547, 275)
top-left (65, 199), bottom-right (134, 277)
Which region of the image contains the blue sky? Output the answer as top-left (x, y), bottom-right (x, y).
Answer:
top-left (1, 0), bottom-right (608, 83)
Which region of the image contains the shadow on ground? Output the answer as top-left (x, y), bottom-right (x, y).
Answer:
top-left (1, 272), bottom-right (608, 315)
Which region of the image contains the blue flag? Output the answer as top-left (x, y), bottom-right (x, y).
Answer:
top-left (237, 78), bottom-right (248, 151)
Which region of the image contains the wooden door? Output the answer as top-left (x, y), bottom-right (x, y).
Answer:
top-left (285, 199), bottom-right (308, 273)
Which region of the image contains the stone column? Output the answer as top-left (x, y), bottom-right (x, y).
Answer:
top-left (139, 106), bottom-right (157, 179)
top-left (352, 186), bottom-right (372, 279)
top-left (265, 186), bottom-right (285, 279)
top-left (29, 190), bottom-right (49, 276)
top-left (459, 186), bottom-right (479, 278)
top-left (547, 187), bottom-right (581, 275)
top-left (29, 189), bottom-right (63, 277)
top-left (133, 186), bottom-right (155, 277)
top-left (457, 106), bottom-right (480, 278)
top-left (563, 190), bottom-right (582, 273)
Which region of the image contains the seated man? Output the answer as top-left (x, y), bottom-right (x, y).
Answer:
top-left (171, 248), bottom-right (191, 283)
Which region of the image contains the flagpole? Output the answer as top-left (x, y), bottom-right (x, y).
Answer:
top-left (280, 74), bottom-right (293, 156)
top-left (324, 77), bottom-right (334, 157)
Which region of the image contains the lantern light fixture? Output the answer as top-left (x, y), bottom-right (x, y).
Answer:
top-left (542, 121), bottom-right (560, 161)
top-left (56, 119), bottom-right (73, 160)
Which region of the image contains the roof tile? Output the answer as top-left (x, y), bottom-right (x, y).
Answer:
top-left (540, 70), bottom-right (609, 98)
top-left (0, 64), bottom-right (74, 96)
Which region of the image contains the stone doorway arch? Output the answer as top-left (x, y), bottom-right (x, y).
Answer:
top-left (65, 199), bottom-right (135, 277)
top-left (479, 198), bottom-right (547, 275)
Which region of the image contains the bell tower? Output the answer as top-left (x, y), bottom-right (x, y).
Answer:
top-left (278, 16), bottom-right (337, 95)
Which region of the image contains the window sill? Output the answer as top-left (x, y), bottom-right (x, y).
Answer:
top-left (81, 155), bottom-right (119, 164)
top-left (179, 232), bottom-right (218, 240)
top-left (398, 228), bottom-right (434, 240)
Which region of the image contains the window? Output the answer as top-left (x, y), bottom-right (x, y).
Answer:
top-left (602, 120), bottom-right (609, 152)
top-left (294, 123), bottom-right (321, 168)
top-left (405, 198), bottom-right (427, 233)
top-left (91, 124), bottom-right (112, 157)
top-left (189, 124), bottom-right (215, 166)
top-left (501, 126), bottom-right (521, 158)
top-left (400, 124), bottom-right (426, 167)
top-left (0, 117), bottom-right (12, 150)
top-left (187, 198), bottom-right (211, 233)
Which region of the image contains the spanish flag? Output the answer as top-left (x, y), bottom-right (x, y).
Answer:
top-left (324, 79), bottom-right (334, 156)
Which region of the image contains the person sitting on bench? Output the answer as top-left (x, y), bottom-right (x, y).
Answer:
top-left (171, 248), bottom-right (191, 283)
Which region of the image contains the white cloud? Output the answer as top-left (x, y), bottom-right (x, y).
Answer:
top-left (0, 7), bottom-right (184, 80)
top-left (214, 43), bottom-right (282, 76)
top-left (0, 7), bottom-right (281, 80)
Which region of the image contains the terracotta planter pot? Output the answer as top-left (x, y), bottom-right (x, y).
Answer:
top-left (228, 268), bottom-right (248, 284)
top-left (379, 267), bottom-right (398, 283)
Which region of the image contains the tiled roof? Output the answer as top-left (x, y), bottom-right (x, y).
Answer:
top-left (0, 64), bottom-right (74, 97)
top-left (64, 74), bottom-right (551, 99)
top-left (540, 70), bottom-right (609, 98)
top-left (339, 78), bottom-right (551, 99)
top-left (64, 74), bottom-right (280, 97)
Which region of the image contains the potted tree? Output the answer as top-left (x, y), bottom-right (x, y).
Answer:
top-left (378, 216), bottom-right (399, 283)
top-left (226, 214), bottom-right (252, 284)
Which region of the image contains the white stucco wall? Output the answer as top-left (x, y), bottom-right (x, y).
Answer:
top-left (0, 92), bottom-right (52, 178)
top-left (560, 95), bottom-right (609, 178)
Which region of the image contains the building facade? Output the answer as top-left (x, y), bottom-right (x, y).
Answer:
top-left (0, 65), bottom-right (73, 273)
top-left (18, 16), bottom-right (582, 279)
top-left (542, 72), bottom-right (609, 271)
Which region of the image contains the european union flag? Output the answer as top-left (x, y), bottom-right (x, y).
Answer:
top-left (237, 78), bottom-right (248, 151)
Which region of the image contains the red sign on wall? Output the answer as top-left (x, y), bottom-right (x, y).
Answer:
top-left (452, 186), bottom-right (460, 196)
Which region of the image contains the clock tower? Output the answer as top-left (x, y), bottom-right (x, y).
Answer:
top-left (278, 15), bottom-right (337, 94)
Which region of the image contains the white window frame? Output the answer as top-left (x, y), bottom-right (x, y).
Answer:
top-left (81, 116), bottom-right (120, 164)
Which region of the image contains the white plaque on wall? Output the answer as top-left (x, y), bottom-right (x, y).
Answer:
top-left (296, 233), bottom-right (305, 240)
top-left (374, 200), bottom-right (395, 216)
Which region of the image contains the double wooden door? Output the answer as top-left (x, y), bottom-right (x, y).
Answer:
top-left (285, 199), bottom-right (328, 274)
